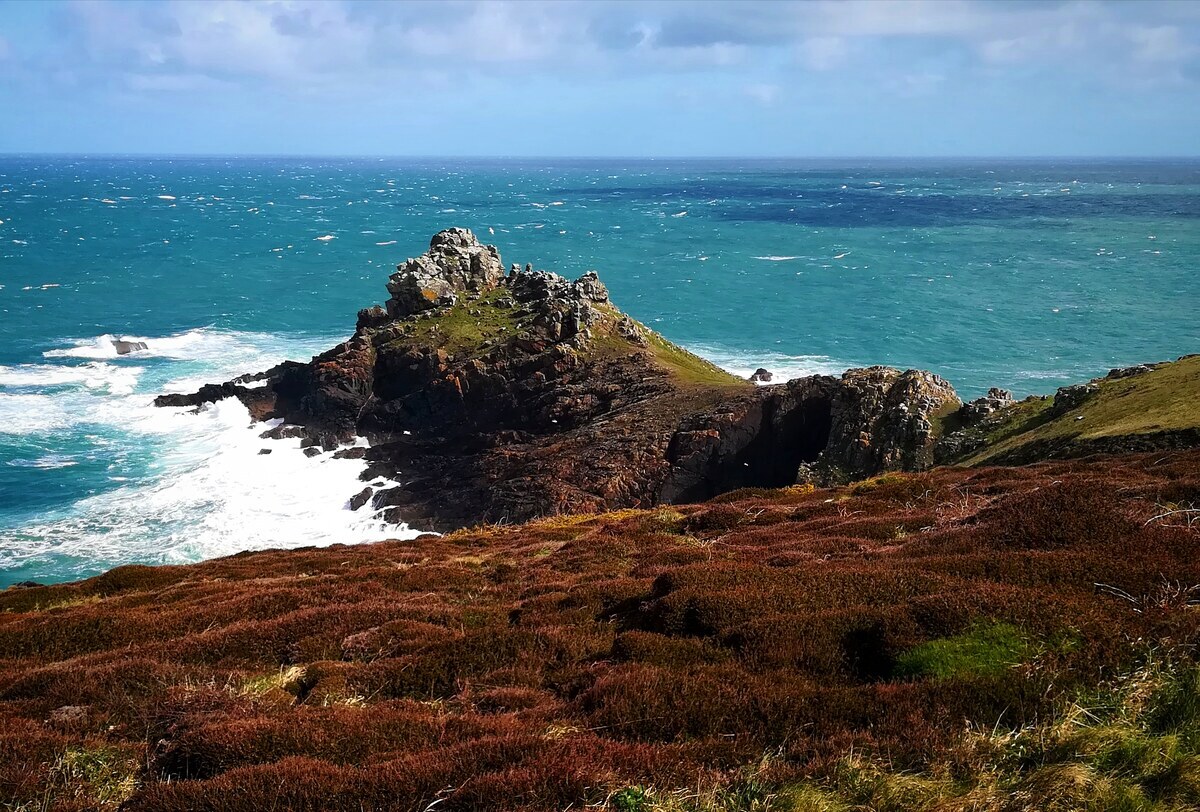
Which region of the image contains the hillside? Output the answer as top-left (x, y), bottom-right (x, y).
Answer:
top-left (3, 449), bottom-right (1199, 810)
top-left (938, 355), bottom-right (1200, 466)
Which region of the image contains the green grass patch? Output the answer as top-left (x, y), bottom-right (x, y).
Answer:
top-left (964, 356), bottom-right (1200, 464)
top-left (52, 745), bottom-right (140, 808)
top-left (894, 622), bottom-right (1030, 680)
top-left (643, 330), bottom-right (746, 387)
top-left (384, 287), bottom-right (530, 358)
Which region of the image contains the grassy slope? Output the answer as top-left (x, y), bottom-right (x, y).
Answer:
top-left (959, 355), bottom-right (1200, 465)
top-left (2, 451), bottom-right (1199, 810)
top-left (381, 291), bottom-right (747, 391)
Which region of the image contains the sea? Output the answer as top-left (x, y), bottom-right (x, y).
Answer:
top-left (1, 156), bottom-right (1197, 586)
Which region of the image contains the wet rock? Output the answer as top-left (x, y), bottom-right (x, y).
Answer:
top-left (349, 487), bottom-right (373, 511)
top-left (154, 382), bottom-right (244, 408)
top-left (333, 447), bottom-right (367, 460)
top-left (112, 339), bottom-right (148, 355)
top-left (261, 424), bottom-right (309, 441)
top-left (258, 448), bottom-right (272, 455)
top-left (749, 368), bottom-right (773, 383)
top-left (303, 447), bottom-right (322, 458)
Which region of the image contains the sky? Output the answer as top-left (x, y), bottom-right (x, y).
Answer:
top-left (0, 0), bottom-right (1198, 157)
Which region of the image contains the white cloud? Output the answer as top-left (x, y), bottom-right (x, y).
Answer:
top-left (798, 37), bottom-right (849, 72)
top-left (1129, 25), bottom-right (1197, 64)
top-left (22, 0), bottom-right (1200, 98)
top-left (744, 83), bottom-right (780, 106)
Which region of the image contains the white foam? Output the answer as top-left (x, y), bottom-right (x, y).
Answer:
top-left (0, 362), bottom-right (141, 395)
top-left (316, 234), bottom-right (336, 241)
top-left (688, 344), bottom-right (852, 383)
top-left (0, 398), bottom-right (419, 574)
top-left (156, 195), bottom-right (177, 200)
top-left (2, 329), bottom-right (418, 578)
top-left (0, 394), bottom-right (72, 434)
top-left (752, 255), bottom-right (802, 262)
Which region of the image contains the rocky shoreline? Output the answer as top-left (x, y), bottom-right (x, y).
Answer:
top-left (157, 229), bottom-right (1195, 531)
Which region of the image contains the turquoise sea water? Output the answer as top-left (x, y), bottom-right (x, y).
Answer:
top-left (1, 157), bottom-right (1197, 585)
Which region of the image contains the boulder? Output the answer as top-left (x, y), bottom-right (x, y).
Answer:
top-left (749, 368), bottom-right (773, 383)
top-left (112, 339), bottom-right (148, 355)
top-left (349, 487), bottom-right (373, 511)
top-left (1051, 383), bottom-right (1099, 416)
top-left (963, 387), bottom-right (1014, 420)
top-left (384, 228), bottom-right (504, 319)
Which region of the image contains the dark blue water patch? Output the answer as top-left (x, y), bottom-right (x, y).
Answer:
top-left (710, 191), bottom-right (1200, 227)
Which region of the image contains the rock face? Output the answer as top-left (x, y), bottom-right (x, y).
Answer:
top-left (159, 229), bottom-right (962, 530)
top-left (963, 387), bottom-right (1014, 420)
top-left (384, 227), bottom-right (505, 319)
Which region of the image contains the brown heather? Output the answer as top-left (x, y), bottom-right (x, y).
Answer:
top-left (2, 450), bottom-right (1200, 810)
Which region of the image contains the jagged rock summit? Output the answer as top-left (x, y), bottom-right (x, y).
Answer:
top-left (158, 229), bottom-right (962, 530)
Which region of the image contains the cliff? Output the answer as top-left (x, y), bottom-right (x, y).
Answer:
top-left (158, 229), bottom-right (961, 530)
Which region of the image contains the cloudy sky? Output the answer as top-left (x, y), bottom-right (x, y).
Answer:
top-left (0, 0), bottom-right (1197, 156)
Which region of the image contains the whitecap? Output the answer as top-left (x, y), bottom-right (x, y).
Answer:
top-left (672, 211), bottom-right (687, 217)
top-left (156, 195), bottom-right (176, 200)
top-left (688, 345), bottom-right (853, 383)
top-left (0, 362), bottom-right (141, 395)
top-left (315, 234), bottom-right (336, 241)
top-left (0, 399), bottom-right (420, 577)
top-left (752, 255), bottom-right (801, 262)
top-left (0, 394), bottom-right (72, 434)
top-left (375, 240), bottom-right (397, 246)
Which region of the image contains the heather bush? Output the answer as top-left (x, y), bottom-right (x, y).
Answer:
top-left (4, 450), bottom-right (1200, 809)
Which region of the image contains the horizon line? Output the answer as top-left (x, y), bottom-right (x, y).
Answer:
top-left (2, 152), bottom-right (1200, 162)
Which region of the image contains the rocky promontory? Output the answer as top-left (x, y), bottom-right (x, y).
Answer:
top-left (158, 228), bottom-right (961, 530)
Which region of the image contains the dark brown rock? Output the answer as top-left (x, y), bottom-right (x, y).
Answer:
top-left (160, 230), bottom-right (964, 531)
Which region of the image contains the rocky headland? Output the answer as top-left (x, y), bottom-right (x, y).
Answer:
top-left (8, 229), bottom-right (1200, 812)
top-left (158, 228), bottom-right (962, 530)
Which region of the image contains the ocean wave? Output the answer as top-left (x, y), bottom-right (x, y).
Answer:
top-left (688, 344), bottom-right (853, 382)
top-left (2, 329), bottom-right (417, 580)
top-left (751, 255), bottom-right (802, 262)
top-left (0, 399), bottom-right (420, 579)
top-left (0, 361), bottom-right (141, 395)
